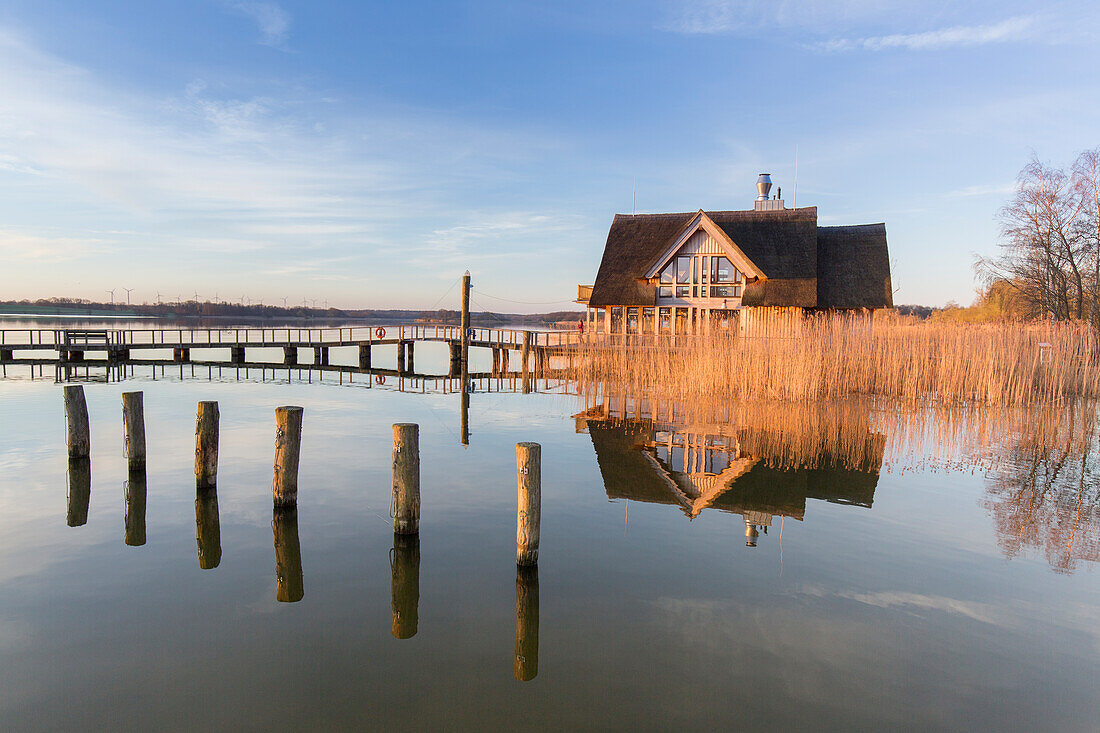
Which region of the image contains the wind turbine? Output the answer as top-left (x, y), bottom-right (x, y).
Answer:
top-left (193, 290), bottom-right (201, 302)
top-left (106, 288), bottom-right (115, 304)
top-left (155, 291), bottom-right (162, 305)
top-left (281, 296), bottom-right (288, 308)
top-left (123, 287), bottom-right (133, 305)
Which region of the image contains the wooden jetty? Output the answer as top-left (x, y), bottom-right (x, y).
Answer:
top-left (0, 325), bottom-right (579, 378)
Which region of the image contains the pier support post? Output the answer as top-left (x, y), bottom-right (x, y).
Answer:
top-left (448, 342), bottom-right (461, 376)
top-left (391, 533), bottom-right (420, 639)
top-left (358, 343), bottom-right (372, 369)
top-left (461, 271), bottom-right (471, 379)
top-left (231, 346), bottom-right (245, 364)
top-left (516, 442), bottom-right (541, 566)
top-left (492, 347), bottom-right (500, 374)
top-left (122, 391), bottom-right (145, 471)
top-left (314, 346), bottom-right (328, 366)
top-left (514, 565), bottom-right (539, 681)
top-left (283, 346), bottom-right (297, 366)
top-left (501, 348), bottom-right (509, 373)
top-left (0, 348), bottom-right (11, 363)
top-left (272, 406), bottom-right (304, 507)
top-left (392, 423), bottom-right (420, 534)
top-left (406, 342), bottom-right (414, 373)
top-left (195, 401), bottom-right (219, 489)
top-left (63, 385), bottom-right (90, 458)
top-left (67, 349), bottom-right (84, 363)
top-left (195, 487), bottom-right (221, 569)
top-left (173, 347), bottom-right (190, 363)
top-left (521, 332), bottom-right (531, 393)
top-left (125, 468), bottom-right (147, 546)
top-left (396, 342), bottom-right (406, 374)
top-left (273, 506), bottom-right (304, 602)
top-left (66, 456), bottom-right (91, 527)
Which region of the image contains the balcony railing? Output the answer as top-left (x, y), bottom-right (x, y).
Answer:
top-left (577, 284), bottom-right (593, 303)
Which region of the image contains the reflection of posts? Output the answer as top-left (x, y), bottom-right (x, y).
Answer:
top-left (392, 423), bottom-right (420, 534)
top-left (390, 533), bottom-right (420, 639)
top-left (273, 506), bottom-right (304, 602)
top-left (460, 389), bottom-right (469, 446)
top-left (125, 468), bottom-right (147, 546)
top-left (516, 442), bottom-right (541, 566)
top-left (66, 456), bottom-right (91, 527)
top-left (195, 487), bottom-right (222, 569)
top-left (195, 401), bottom-right (219, 489)
top-left (514, 565), bottom-right (539, 682)
top-left (64, 385), bottom-right (90, 458)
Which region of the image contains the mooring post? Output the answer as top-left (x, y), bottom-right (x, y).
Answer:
top-left (195, 487), bottom-right (222, 569)
top-left (124, 468), bottom-right (147, 546)
top-left (516, 442), bottom-right (541, 566)
top-left (195, 401), bottom-right (219, 489)
top-left (63, 385), bottom-right (90, 458)
top-left (514, 564), bottom-right (539, 681)
top-left (66, 456), bottom-right (91, 527)
top-left (461, 270), bottom-right (471, 381)
top-left (122, 391), bottom-right (146, 471)
top-left (460, 390), bottom-right (469, 446)
top-left (272, 406), bottom-right (304, 507)
top-left (273, 506), bottom-right (304, 602)
top-left (392, 423), bottom-right (420, 534)
top-left (391, 533), bottom-right (420, 639)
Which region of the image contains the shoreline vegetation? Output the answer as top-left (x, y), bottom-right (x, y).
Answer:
top-left (573, 312), bottom-right (1100, 407)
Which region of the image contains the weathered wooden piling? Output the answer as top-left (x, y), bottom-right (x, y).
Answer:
top-left (63, 385), bottom-right (90, 458)
top-left (516, 442), bottom-right (541, 566)
top-left (66, 456), bottom-right (91, 527)
top-left (122, 391), bottom-right (146, 470)
top-left (492, 347), bottom-right (500, 374)
top-left (461, 271), bottom-right (471, 378)
top-left (273, 505), bottom-right (304, 602)
top-left (406, 341), bottom-right (414, 373)
top-left (448, 342), bottom-right (461, 376)
top-left (173, 347), bottom-right (190, 363)
top-left (195, 487), bottom-right (221, 569)
top-left (231, 346), bottom-right (245, 364)
top-left (460, 390), bottom-right (469, 446)
top-left (392, 423), bottom-right (420, 534)
top-left (194, 401), bottom-right (219, 489)
top-left (500, 348), bottom-right (509, 372)
top-left (272, 406), bottom-right (304, 507)
top-left (521, 332), bottom-right (532, 393)
top-left (313, 346), bottom-right (329, 366)
top-left (124, 468), bottom-right (147, 546)
top-left (514, 564), bottom-right (539, 681)
top-left (358, 343), bottom-right (372, 369)
top-left (283, 346), bottom-right (297, 366)
top-left (397, 342), bottom-right (406, 373)
top-left (390, 533), bottom-right (420, 639)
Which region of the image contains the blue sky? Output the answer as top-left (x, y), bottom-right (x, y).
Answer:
top-left (1, 1), bottom-right (1098, 310)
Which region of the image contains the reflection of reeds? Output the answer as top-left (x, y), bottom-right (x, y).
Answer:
top-left (573, 314), bottom-right (1100, 407)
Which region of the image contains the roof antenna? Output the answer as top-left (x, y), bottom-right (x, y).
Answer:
top-left (793, 144), bottom-right (798, 208)
top-left (632, 176), bottom-right (636, 217)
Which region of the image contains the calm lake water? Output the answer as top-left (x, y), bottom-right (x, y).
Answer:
top-left (0, 319), bottom-right (1097, 731)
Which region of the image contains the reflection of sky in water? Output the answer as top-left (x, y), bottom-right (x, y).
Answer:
top-left (0, 377), bottom-right (1096, 731)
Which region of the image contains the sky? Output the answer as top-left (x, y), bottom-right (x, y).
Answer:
top-left (1, 1), bottom-right (1099, 311)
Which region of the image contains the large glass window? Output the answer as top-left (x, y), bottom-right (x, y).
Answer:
top-left (642, 307), bottom-right (655, 333)
top-left (676, 285), bottom-right (690, 298)
top-left (660, 263), bottom-right (674, 284)
top-left (677, 256), bottom-right (691, 284)
top-left (658, 286), bottom-right (673, 298)
top-left (711, 257), bottom-right (739, 283)
top-left (658, 307), bottom-right (671, 333)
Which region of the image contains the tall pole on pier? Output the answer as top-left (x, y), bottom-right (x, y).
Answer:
top-left (460, 270), bottom-right (471, 446)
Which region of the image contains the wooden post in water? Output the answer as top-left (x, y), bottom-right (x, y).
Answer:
top-left (63, 385), bottom-right (90, 458)
top-left (66, 456), bottom-right (91, 527)
top-left (460, 390), bottom-right (469, 446)
top-left (195, 487), bottom-right (221, 569)
top-left (521, 332), bottom-right (531, 393)
top-left (358, 343), bottom-right (372, 369)
top-left (122, 391), bottom-right (146, 471)
top-left (195, 401), bottom-right (219, 489)
top-left (390, 533), bottom-right (420, 639)
top-left (124, 468), bottom-right (147, 546)
top-left (396, 342), bottom-right (406, 374)
top-left (516, 442), bottom-right (541, 566)
top-left (283, 346), bottom-right (297, 366)
top-left (272, 406), bottom-right (304, 507)
top-left (273, 506), bottom-right (304, 602)
top-left (514, 564), bottom-right (539, 681)
top-left (461, 271), bottom-right (471, 380)
top-left (392, 423), bottom-right (420, 534)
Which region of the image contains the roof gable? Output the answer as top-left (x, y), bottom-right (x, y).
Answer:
top-left (643, 212), bottom-right (764, 280)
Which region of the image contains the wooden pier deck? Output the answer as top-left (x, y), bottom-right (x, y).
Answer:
top-left (0, 325), bottom-right (581, 375)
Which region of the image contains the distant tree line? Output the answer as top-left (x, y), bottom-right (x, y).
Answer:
top-left (978, 148), bottom-right (1100, 325)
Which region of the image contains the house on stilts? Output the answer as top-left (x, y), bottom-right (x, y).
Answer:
top-left (577, 174), bottom-right (893, 336)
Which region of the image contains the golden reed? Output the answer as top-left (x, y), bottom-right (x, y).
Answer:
top-left (572, 312), bottom-right (1100, 407)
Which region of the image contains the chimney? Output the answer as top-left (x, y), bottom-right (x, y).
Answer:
top-left (754, 173), bottom-right (785, 211)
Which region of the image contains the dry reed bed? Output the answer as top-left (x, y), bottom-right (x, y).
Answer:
top-left (573, 315), bottom-right (1100, 407)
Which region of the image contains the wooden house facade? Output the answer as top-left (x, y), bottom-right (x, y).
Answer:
top-left (577, 181), bottom-right (892, 335)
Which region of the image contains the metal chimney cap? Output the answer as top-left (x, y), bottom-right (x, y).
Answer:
top-left (756, 173), bottom-right (773, 201)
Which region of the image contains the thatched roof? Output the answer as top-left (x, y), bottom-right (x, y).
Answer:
top-left (817, 224), bottom-right (893, 309)
top-left (587, 206), bottom-right (891, 309)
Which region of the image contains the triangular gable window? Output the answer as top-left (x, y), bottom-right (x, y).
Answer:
top-left (645, 213), bottom-right (761, 282)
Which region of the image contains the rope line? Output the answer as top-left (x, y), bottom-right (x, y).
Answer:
top-left (427, 277), bottom-right (461, 311)
top-left (471, 289), bottom-right (576, 306)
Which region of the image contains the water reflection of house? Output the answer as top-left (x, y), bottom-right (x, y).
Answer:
top-left (579, 414), bottom-right (884, 546)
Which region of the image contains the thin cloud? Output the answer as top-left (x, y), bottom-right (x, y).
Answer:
top-left (228, 2), bottom-right (290, 47)
top-left (819, 16), bottom-right (1034, 52)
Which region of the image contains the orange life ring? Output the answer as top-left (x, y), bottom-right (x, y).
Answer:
top-left (375, 326), bottom-right (385, 339)
top-left (375, 374), bottom-right (385, 385)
